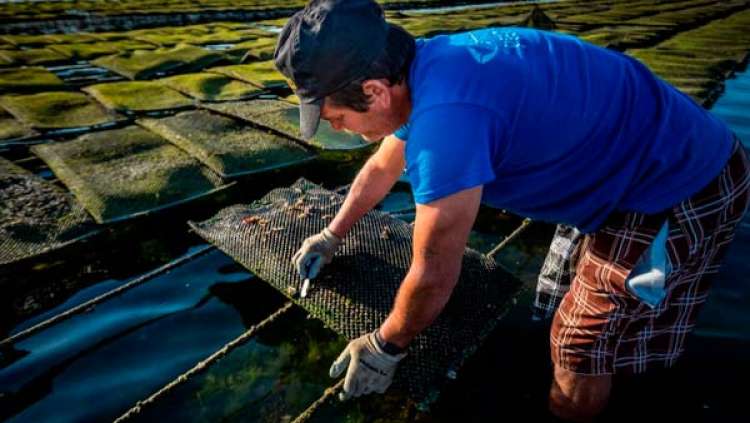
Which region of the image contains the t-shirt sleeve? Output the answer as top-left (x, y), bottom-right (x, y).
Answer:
top-left (405, 104), bottom-right (500, 205)
top-left (393, 122), bottom-right (410, 141)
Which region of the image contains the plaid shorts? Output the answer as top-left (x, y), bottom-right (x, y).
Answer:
top-left (538, 138), bottom-right (750, 375)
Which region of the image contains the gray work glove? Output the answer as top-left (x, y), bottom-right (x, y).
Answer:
top-left (292, 227), bottom-right (342, 279)
top-left (329, 330), bottom-right (406, 400)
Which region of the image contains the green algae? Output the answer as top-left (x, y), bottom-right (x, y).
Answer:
top-left (0, 48), bottom-right (68, 67)
top-left (226, 37), bottom-right (278, 62)
top-left (627, 7), bottom-right (750, 105)
top-left (0, 67), bottom-right (65, 94)
top-left (92, 44), bottom-right (226, 80)
top-left (202, 100), bottom-right (370, 152)
top-left (0, 109), bottom-right (37, 141)
top-left (0, 91), bottom-right (121, 130)
top-left (0, 157), bottom-right (98, 266)
top-left (49, 40), bottom-right (155, 61)
top-left (83, 80), bottom-right (195, 113)
top-left (158, 72), bottom-right (264, 102)
top-left (206, 61), bottom-right (286, 88)
top-left (0, 34), bottom-right (60, 47)
top-left (31, 125), bottom-right (227, 224)
top-left (137, 109), bottom-right (316, 178)
top-left (284, 94), bottom-right (299, 105)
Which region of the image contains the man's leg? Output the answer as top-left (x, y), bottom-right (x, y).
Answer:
top-left (548, 364), bottom-right (611, 422)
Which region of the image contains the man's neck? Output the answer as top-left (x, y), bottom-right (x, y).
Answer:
top-left (391, 80), bottom-right (412, 127)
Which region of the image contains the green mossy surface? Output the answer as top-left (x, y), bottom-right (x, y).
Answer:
top-left (49, 40), bottom-right (155, 61)
top-left (226, 37), bottom-right (277, 62)
top-left (83, 80), bottom-right (194, 113)
top-left (189, 30), bottom-right (259, 46)
top-left (158, 72), bottom-right (264, 101)
top-left (133, 33), bottom-right (200, 47)
top-left (0, 91), bottom-right (120, 130)
top-left (92, 44), bottom-right (226, 80)
top-left (627, 8), bottom-right (750, 105)
top-left (0, 48), bottom-right (69, 67)
top-left (31, 125), bottom-right (226, 223)
top-left (203, 100), bottom-right (369, 151)
top-left (0, 34), bottom-right (60, 47)
top-left (207, 61), bottom-right (286, 88)
top-left (47, 33), bottom-right (102, 44)
top-left (0, 109), bottom-right (37, 141)
top-left (137, 109), bottom-right (315, 178)
top-left (203, 99), bottom-right (292, 118)
top-left (0, 157), bottom-right (98, 265)
top-left (0, 66), bottom-right (65, 94)
top-left (92, 32), bottom-right (135, 42)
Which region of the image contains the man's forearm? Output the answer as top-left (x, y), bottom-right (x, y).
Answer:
top-left (328, 155), bottom-right (402, 237)
top-left (379, 265), bottom-right (459, 348)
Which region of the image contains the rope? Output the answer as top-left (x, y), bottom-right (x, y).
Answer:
top-left (0, 244), bottom-right (215, 348)
top-left (112, 301), bottom-right (294, 423)
top-left (290, 379), bottom-right (345, 423)
top-left (486, 218), bottom-right (533, 259)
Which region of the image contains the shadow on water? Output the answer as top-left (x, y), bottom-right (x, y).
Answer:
top-left (131, 307), bottom-right (347, 423)
top-left (0, 250), bottom-right (286, 422)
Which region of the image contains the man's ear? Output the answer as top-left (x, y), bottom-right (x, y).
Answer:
top-left (362, 79), bottom-right (392, 109)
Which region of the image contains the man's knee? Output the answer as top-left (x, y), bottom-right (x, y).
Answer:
top-left (548, 364), bottom-right (612, 422)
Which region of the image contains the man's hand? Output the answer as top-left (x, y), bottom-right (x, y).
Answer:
top-left (292, 227), bottom-right (342, 279)
top-left (329, 330), bottom-right (406, 400)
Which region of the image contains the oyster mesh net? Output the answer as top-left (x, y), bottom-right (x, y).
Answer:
top-left (137, 110), bottom-right (317, 178)
top-left (189, 179), bottom-right (523, 407)
top-left (32, 125), bottom-right (229, 224)
top-left (0, 157), bottom-right (99, 266)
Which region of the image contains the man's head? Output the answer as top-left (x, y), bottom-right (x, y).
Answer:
top-left (274, 0), bottom-right (415, 141)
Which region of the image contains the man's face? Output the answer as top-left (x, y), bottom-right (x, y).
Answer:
top-left (319, 87), bottom-right (403, 142)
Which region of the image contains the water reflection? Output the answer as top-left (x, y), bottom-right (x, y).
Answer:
top-left (0, 250), bottom-right (281, 422)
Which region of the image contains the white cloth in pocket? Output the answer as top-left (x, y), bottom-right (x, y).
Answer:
top-left (625, 220), bottom-right (671, 308)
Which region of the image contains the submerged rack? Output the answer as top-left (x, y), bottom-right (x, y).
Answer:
top-left (31, 125), bottom-right (233, 224)
top-left (188, 178), bottom-right (525, 408)
top-left (0, 156), bottom-right (100, 266)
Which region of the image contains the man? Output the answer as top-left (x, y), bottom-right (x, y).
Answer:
top-left (274, 0), bottom-right (750, 420)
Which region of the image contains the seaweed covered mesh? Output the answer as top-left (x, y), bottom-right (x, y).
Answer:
top-left (83, 80), bottom-right (194, 114)
top-left (138, 110), bottom-right (317, 178)
top-left (0, 157), bottom-right (99, 266)
top-left (0, 66), bottom-right (64, 94)
top-left (189, 179), bottom-right (523, 407)
top-left (206, 61), bottom-right (286, 88)
top-left (157, 72), bottom-right (264, 102)
top-left (31, 126), bottom-right (228, 224)
top-left (0, 91), bottom-right (122, 130)
top-left (202, 100), bottom-right (370, 151)
top-left (92, 44), bottom-right (225, 80)
top-left (0, 109), bottom-right (38, 143)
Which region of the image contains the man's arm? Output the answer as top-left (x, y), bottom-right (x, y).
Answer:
top-left (328, 134), bottom-right (405, 237)
top-left (379, 185), bottom-right (483, 348)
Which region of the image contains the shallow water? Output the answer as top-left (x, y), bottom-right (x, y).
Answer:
top-left (692, 66), bottom-right (750, 342)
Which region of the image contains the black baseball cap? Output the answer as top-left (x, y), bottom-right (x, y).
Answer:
top-left (274, 0), bottom-right (395, 139)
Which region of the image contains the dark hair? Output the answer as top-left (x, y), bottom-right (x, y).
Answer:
top-left (327, 24), bottom-right (415, 112)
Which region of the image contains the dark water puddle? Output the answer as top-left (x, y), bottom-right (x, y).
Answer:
top-left (0, 249), bottom-right (287, 422)
top-left (694, 66), bottom-right (750, 343)
top-left (131, 307), bottom-right (346, 423)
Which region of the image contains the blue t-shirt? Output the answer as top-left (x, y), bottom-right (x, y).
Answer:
top-left (395, 28), bottom-right (733, 233)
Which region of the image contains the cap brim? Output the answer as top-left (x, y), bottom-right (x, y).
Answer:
top-left (299, 99), bottom-right (322, 140)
